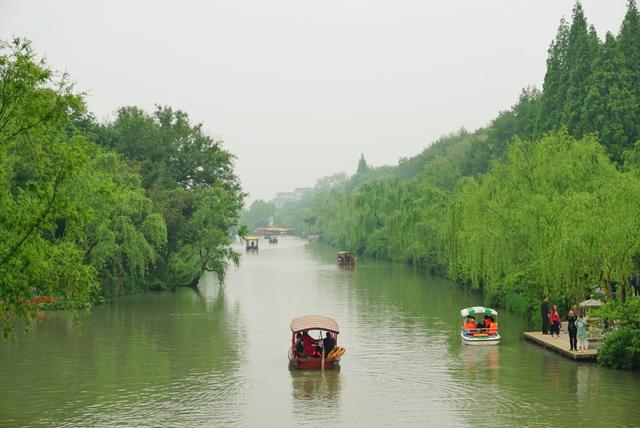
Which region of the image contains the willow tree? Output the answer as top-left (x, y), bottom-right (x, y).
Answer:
top-left (0, 39), bottom-right (170, 336)
top-left (448, 132), bottom-right (640, 307)
top-left (0, 39), bottom-right (98, 336)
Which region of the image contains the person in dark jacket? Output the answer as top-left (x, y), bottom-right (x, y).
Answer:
top-left (295, 332), bottom-right (304, 357)
top-left (567, 309), bottom-right (578, 351)
top-left (323, 332), bottom-right (336, 356)
top-left (632, 272), bottom-right (640, 297)
top-left (541, 297), bottom-right (550, 334)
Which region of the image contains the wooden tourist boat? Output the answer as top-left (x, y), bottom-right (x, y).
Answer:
top-left (337, 251), bottom-right (357, 266)
top-left (460, 306), bottom-right (501, 346)
top-left (288, 315), bottom-right (346, 370)
top-left (245, 236), bottom-right (259, 251)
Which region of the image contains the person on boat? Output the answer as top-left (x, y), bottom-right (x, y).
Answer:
top-left (482, 315), bottom-right (491, 333)
top-left (487, 316), bottom-right (498, 335)
top-left (302, 331), bottom-right (320, 357)
top-left (463, 317), bottom-right (475, 335)
top-left (466, 316), bottom-right (477, 336)
top-left (541, 297), bottom-right (550, 335)
top-left (323, 331), bottom-right (336, 356)
top-left (295, 332), bottom-right (304, 357)
top-left (548, 305), bottom-right (561, 338)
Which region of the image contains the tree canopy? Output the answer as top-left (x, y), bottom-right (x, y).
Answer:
top-left (0, 38), bottom-right (244, 337)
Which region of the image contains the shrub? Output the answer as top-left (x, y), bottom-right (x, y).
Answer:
top-left (597, 326), bottom-right (640, 370)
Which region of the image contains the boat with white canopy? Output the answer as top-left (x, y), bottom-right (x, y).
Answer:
top-left (460, 306), bottom-right (501, 346)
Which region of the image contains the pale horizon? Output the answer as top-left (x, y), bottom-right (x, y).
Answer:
top-left (0, 0), bottom-right (629, 203)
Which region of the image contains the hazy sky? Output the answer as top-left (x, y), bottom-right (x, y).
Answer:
top-left (0, 1), bottom-right (630, 202)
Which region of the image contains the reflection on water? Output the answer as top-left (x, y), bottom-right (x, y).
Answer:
top-left (460, 345), bottom-right (499, 377)
top-left (0, 275), bottom-right (247, 427)
top-left (290, 369), bottom-right (342, 426)
top-left (290, 368), bottom-right (342, 402)
top-left (2, 238), bottom-right (640, 427)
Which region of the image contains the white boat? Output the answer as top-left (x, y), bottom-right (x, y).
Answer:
top-left (460, 306), bottom-right (501, 346)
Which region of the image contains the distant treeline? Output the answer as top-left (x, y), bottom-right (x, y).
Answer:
top-left (0, 39), bottom-right (244, 336)
top-left (245, 2), bottom-right (640, 321)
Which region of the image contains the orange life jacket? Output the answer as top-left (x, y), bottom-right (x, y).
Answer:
top-left (463, 321), bottom-right (474, 331)
top-left (488, 322), bottom-right (498, 335)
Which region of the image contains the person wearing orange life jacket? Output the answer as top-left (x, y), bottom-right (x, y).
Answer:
top-left (483, 315), bottom-right (491, 333)
top-left (488, 316), bottom-right (498, 335)
top-left (463, 317), bottom-right (475, 335)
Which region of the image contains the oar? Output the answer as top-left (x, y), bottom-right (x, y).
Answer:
top-left (320, 334), bottom-right (325, 371)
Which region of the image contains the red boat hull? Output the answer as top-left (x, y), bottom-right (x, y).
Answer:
top-left (288, 350), bottom-right (339, 370)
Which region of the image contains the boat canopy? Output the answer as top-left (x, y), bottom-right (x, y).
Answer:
top-left (290, 315), bottom-right (339, 334)
top-left (460, 306), bottom-right (498, 317)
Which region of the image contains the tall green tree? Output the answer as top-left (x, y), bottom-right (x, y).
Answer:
top-left (617, 0), bottom-right (640, 146)
top-left (240, 200), bottom-right (275, 232)
top-left (562, 2), bottom-right (597, 136)
top-left (94, 106), bottom-right (245, 287)
top-left (537, 17), bottom-right (570, 135)
top-left (583, 32), bottom-right (639, 161)
top-left (0, 39), bottom-right (97, 335)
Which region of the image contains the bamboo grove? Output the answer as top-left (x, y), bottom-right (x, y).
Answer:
top-left (250, 2), bottom-right (640, 322)
top-left (0, 39), bottom-right (244, 336)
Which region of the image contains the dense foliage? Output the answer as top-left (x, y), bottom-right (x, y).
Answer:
top-left (240, 200), bottom-right (275, 232)
top-left (84, 106), bottom-right (245, 288)
top-left (0, 39), bottom-right (243, 336)
top-left (596, 326), bottom-right (640, 369)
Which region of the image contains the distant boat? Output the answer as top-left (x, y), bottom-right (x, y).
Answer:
top-left (337, 251), bottom-right (357, 266)
top-left (288, 315), bottom-right (345, 370)
top-left (460, 306), bottom-right (501, 346)
top-left (245, 236), bottom-right (259, 251)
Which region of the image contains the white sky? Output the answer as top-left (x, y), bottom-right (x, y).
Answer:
top-left (0, 0), bottom-right (629, 203)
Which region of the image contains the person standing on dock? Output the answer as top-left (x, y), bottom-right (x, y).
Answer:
top-left (567, 309), bottom-right (578, 351)
top-left (541, 297), bottom-right (550, 335)
top-left (548, 305), bottom-right (561, 338)
top-left (576, 315), bottom-right (588, 352)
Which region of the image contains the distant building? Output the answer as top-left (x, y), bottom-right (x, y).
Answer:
top-left (274, 192), bottom-right (295, 209)
top-left (294, 187), bottom-right (312, 200)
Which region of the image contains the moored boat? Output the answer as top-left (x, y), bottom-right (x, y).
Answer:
top-left (460, 306), bottom-right (501, 346)
top-left (288, 315), bottom-right (345, 370)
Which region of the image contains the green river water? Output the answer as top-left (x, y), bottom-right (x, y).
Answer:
top-left (1, 237), bottom-right (640, 427)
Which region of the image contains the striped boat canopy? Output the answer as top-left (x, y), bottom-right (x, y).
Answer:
top-left (290, 315), bottom-right (339, 333)
top-left (460, 306), bottom-right (498, 317)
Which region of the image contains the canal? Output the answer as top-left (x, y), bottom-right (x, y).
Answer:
top-left (1, 238), bottom-right (640, 427)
